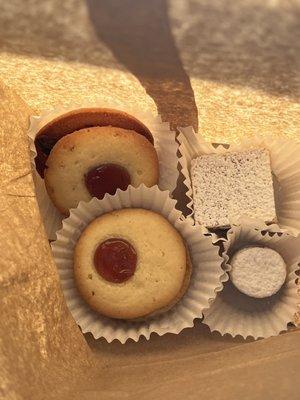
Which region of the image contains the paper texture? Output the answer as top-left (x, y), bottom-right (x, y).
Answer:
top-left (0, 81), bottom-right (93, 399)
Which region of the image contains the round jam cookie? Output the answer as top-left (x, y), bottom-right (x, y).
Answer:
top-left (34, 108), bottom-right (154, 177)
top-left (74, 209), bottom-right (191, 320)
top-left (230, 246), bottom-right (286, 298)
top-left (44, 127), bottom-right (159, 215)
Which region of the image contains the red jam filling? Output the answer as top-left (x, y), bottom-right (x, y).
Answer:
top-left (94, 238), bottom-right (137, 283)
top-left (84, 164), bottom-right (131, 199)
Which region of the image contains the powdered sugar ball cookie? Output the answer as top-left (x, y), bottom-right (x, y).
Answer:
top-left (229, 246), bottom-right (286, 298)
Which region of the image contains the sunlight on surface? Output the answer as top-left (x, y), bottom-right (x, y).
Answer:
top-left (0, 0), bottom-right (298, 142)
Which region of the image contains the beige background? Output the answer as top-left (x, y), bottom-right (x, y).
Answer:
top-left (0, 1), bottom-right (299, 399)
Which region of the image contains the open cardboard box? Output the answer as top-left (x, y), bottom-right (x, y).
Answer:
top-left (1, 1), bottom-right (300, 398)
top-left (1, 81), bottom-right (300, 400)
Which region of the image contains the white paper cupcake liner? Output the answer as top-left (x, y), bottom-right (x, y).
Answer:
top-left (51, 184), bottom-right (226, 343)
top-left (203, 223), bottom-right (300, 339)
top-left (178, 127), bottom-right (300, 236)
top-left (28, 99), bottom-right (179, 240)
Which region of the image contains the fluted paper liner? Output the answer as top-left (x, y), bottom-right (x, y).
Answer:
top-left (28, 100), bottom-right (179, 240)
top-left (178, 127), bottom-right (300, 235)
top-left (51, 185), bottom-right (226, 343)
top-left (203, 223), bottom-right (300, 339)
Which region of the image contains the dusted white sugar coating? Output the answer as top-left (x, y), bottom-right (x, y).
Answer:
top-left (230, 247), bottom-right (286, 298)
top-left (191, 149), bottom-right (276, 228)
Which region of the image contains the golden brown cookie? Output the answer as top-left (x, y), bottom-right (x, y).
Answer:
top-left (34, 107), bottom-right (154, 177)
top-left (74, 209), bottom-right (191, 320)
top-left (44, 127), bottom-right (159, 214)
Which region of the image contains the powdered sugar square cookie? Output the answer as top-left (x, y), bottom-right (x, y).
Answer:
top-left (191, 149), bottom-right (276, 228)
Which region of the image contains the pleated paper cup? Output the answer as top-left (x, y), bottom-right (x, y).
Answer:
top-left (178, 127), bottom-right (300, 235)
top-left (28, 100), bottom-right (179, 240)
top-left (203, 223), bottom-right (300, 339)
top-left (51, 185), bottom-right (226, 343)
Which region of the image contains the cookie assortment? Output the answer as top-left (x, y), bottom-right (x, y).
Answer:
top-left (29, 106), bottom-right (300, 342)
top-left (179, 128), bottom-right (300, 339)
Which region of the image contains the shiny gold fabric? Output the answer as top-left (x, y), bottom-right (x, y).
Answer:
top-left (0, 1), bottom-right (299, 399)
